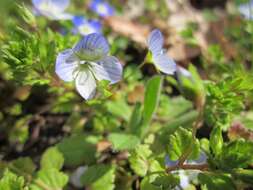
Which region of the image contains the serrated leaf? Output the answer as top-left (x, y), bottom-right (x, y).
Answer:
top-left (210, 126), bottom-right (223, 156)
top-left (41, 147), bottom-right (64, 170)
top-left (81, 164), bottom-right (115, 190)
top-left (143, 76), bottom-right (163, 125)
top-left (108, 133), bottom-right (140, 151)
top-left (30, 168), bottom-right (68, 190)
top-left (167, 127), bottom-right (200, 160)
top-left (0, 170), bottom-right (25, 190)
top-left (129, 145), bottom-right (152, 177)
top-left (219, 139), bottom-right (253, 169)
top-left (198, 172), bottom-right (236, 190)
top-left (57, 135), bottom-right (100, 166)
top-left (151, 174), bottom-right (180, 189)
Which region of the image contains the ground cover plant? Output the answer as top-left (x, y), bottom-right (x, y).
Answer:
top-left (0, 0), bottom-right (253, 189)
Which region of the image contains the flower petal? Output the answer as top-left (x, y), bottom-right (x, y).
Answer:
top-left (32, 0), bottom-right (70, 12)
top-left (73, 33), bottom-right (109, 62)
top-left (153, 53), bottom-right (176, 75)
top-left (90, 0), bottom-right (114, 17)
top-left (32, 0), bottom-right (72, 20)
top-left (75, 70), bottom-right (97, 100)
top-left (147, 29), bottom-right (164, 55)
top-left (90, 56), bottom-right (123, 84)
top-left (55, 49), bottom-right (79, 82)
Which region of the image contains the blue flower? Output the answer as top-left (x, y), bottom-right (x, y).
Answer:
top-left (165, 155), bottom-right (179, 167)
top-left (55, 33), bottom-right (123, 100)
top-left (239, 0), bottom-right (253, 20)
top-left (90, 0), bottom-right (114, 17)
top-left (72, 16), bottom-right (102, 36)
top-left (147, 29), bottom-right (176, 75)
top-left (32, 0), bottom-right (73, 20)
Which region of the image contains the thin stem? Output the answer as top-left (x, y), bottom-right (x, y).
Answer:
top-left (166, 163), bottom-right (209, 173)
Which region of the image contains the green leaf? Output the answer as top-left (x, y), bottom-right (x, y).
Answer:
top-left (9, 157), bottom-right (35, 175)
top-left (81, 164), bottom-right (115, 190)
top-left (210, 126), bottom-right (223, 156)
top-left (41, 147), bottom-right (64, 170)
top-left (143, 76), bottom-right (163, 125)
top-left (57, 135), bottom-right (100, 166)
top-left (30, 168), bottom-right (68, 190)
top-left (167, 127), bottom-right (200, 160)
top-left (140, 177), bottom-right (160, 190)
top-left (129, 145), bottom-right (152, 177)
top-left (128, 102), bottom-right (143, 135)
top-left (0, 170), bottom-right (25, 190)
top-left (233, 169), bottom-right (253, 185)
top-left (219, 139), bottom-right (253, 169)
top-left (198, 172), bottom-right (236, 190)
top-left (17, 3), bottom-right (36, 26)
top-left (106, 98), bottom-right (131, 121)
top-left (151, 174), bottom-right (180, 189)
top-left (108, 133), bottom-right (140, 151)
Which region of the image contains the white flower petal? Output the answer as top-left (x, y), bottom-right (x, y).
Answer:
top-left (54, 13), bottom-right (73, 20)
top-left (32, 0), bottom-right (72, 20)
top-left (148, 29), bottom-right (164, 55)
top-left (33, 0), bottom-right (70, 12)
top-left (90, 56), bottom-right (122, 84)
top-left (153, 53), bottom-right (176, 75)
top-left (55, 49), bottom-right (79, 82)
top-left (75, 70), bottom-right (96, 100)
top-left (73, 33), bottom-right (109, 62)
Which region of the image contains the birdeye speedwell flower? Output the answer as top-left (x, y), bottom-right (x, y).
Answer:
top-left (72, 16), bottom-right (102, 36)
top-left (55, 33), bottom-right (123, 100)
top-left (147, 29), bottom-right (176, 74)
top-left (90, 0), bottom-right (114, 17)
top-left (32, 0), bottom-right (73, 20)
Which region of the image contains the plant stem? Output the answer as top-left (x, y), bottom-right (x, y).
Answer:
top-left (166, 163), bottom-right (209, 172)
top-left (166, 104), bottom-right (204, 173)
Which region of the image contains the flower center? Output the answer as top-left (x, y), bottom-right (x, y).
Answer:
top-left (97, 4), bottom-right (108, 15)
top-left (79, 25), bottom-right (95, 35)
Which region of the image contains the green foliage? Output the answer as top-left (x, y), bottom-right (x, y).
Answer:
top-left (167, 127), bottom-right (200, 160)
top-left (210, 126), bottom-right (223, 156)
top-left (30, 168), bottom-right (68, 190)
top-left (218, 139), bottom-right (253, 169)
top-left (40, 147), bottom-right (64, 170)
top-left (233, 169), bottom-right (253, 185)
top-left (129, 144), bottom-right (153, 177)
top-left (198, 172), bottom-right (236, 190)
top-left (143, 76), bottom-right (163, 125)
top-left (57, 135), bottom-right (100, 166)
top-left (129, 76), bottom-right (163, 138)
top-left (0, 170), bottom-right (26, 190)
top-left (81, 164), bottom-right (115, 190)
top-left (108, 133), bottom-right (140, 151)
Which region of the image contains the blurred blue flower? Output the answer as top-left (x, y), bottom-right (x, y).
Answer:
top-left (165, 155), bottom-right (178, 167)
top-left (239, 0), bottom-right (253, 20)
top-left (55, 33), bottom-right (122, 100)
top-left (32, 0), bottom-right (73, 20)
top-left (72, 16), bottom-right (102, 36)
top-left (147, 29), bottom-right (176, 75)
top-left (90, 0), bottom-right (115, 17)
